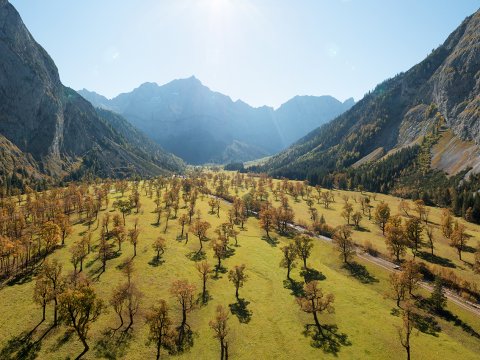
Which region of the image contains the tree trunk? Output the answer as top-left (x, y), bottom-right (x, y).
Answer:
top-left (287, 265), bottom-right (291, 280)
top-left (235, 286), bottom-right (239, 301)
top-left (156, 339), bottom-right (161, 360)
top-left (76, 336), bottom-right (89, 360)
top-left (125, 311), bottom-right (134, 332)
top-left (203, 278), bottom-right (207, 302)
top-left (42, 303), bottom-right (46, 322)
top-left (115, 313), bottom-right (124, 331)
top-left (220, 339), bottom-right (224, 360)
top-left (178, 309), bottom-right (187, 348)
top-left (53, 297), bottom-right (58, 326)
top-left (312, 309), bottom-right (323, 336)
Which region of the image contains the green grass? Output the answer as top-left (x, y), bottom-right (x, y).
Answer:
top-left (0, 177), bottom-right (479, 359)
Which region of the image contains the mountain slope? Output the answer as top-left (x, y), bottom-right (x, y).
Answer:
top-left (273, 95), bottom-right (354, 146)
top-left (79, 80), bottom-right (354, 164)
top-left (0, 0), bottom-right (184, 190)
top-left (262, 9), bottom-right (480, 185)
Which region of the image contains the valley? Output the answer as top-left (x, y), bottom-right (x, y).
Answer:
top-left (0, 171), bottom-right (478, 359)
top-left (1, 1), bottom-right (480, 359)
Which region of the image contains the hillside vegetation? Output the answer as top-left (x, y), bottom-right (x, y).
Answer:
top-left (259, 10), bottom-right (480, 221)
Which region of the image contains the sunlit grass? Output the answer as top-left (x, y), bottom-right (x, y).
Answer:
top-left (0, 175), bottom-right (478, 359)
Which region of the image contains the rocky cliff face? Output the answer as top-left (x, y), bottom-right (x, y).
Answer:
top-left (263, 9), bottom-right (480, 180)
top-left (0, 0), bottom-right (184, 189)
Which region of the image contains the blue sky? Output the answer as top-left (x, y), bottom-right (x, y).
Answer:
top-left (10, 0), bottom-right (479, 108)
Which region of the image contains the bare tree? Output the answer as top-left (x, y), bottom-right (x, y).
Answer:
top-left (209, 305), bottom-right (230, 360)
top-left (294, 235), bottom-right (314, 270)
top-left (228, 264), bottom-right (248, 301)
top-left (153, 237), bottom-right (167, 261)
top-left (332, 225), bottom-right (355, 264)
top-left (195, 261), bottom-right (211, 303)
top-left (59, 278), bottom-right (104, 359)
top-left (170, 279), bottom-right (196, 350)
top-left (296, 280), bottom-right (334, 336)
top-left (374, 202), bottom-right (390, 235)
top-left (145, 300), bottom-right (175, 360)
top-left (397, 302), bottom-right (415, 360)
top-left (42, 259), bottom-right (63, 326)
top-left (33, 273), bottom-right (51, 323)
top-left (280, 243), bottom-right (297, 281)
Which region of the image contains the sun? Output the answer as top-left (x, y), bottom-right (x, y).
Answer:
top-left (208, 0), bottom-right (231, 15)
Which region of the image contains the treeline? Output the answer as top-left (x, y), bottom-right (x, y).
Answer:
top-left (258, 140), bottom-right (480, 225)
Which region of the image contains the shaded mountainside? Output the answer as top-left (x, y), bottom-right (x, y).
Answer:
top-left (261, 9), bottom-right (480, 188)
top-left (0, 0), bottom-right (184, 191)
top-left (79, 80), bottom-right (353, 165)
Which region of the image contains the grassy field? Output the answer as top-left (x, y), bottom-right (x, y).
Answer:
top-left (0, 173), bottom-right (479, 359)
top-left (224, 174), bottom-right (479, 287)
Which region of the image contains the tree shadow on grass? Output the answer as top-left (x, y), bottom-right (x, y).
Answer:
top-left (94, 328), bottom-right (133, 359)
top-left (186, 251), bottom-right (206, 262)
top-left (353, 226), bottom-right (370, 233)
top-left (212, 265), bottom-right (228, 279)
top-left (342, 262), bottom-right (378, 284)
top-left (0, 328), bottom-right (42, 360)
top-left (148, 257), bottom-right (166, 267)
top-left (176, 327), bottom-right (195, 353)
top-left (85, 257), bottom-right (97, 269)
top-left (197, 290), bottom-right (213, 306)
top-left (438, 309), bottom-right (480, 338)
top-left (283, 279), bottom-right (305, 297)
top-left (225, 247), bottom-right (236, 258)
top-left (416, 298), bottom-right (480, 339)
top-left (300, 268), bottom-right (326, 283)
top-left (4, 265), bottom-right (39, 287)
top-left (261, 235), bottom-right (279, 247)
top-left (176, 235), bottom-right (186, 242)
top-left (411, 313), bottom-right (441, 337)
top-left (417, 251), bottom-right (456, 268)
top-left (229, 298), bottom-right (252, 324)
top-left (303, 324), bottom-right (351, 355)
top-left (50, 328), bottom-right (74, 352)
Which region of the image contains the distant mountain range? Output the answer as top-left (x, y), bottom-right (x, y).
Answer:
top-left (261, 8), bottom-right (480, 193)
top-left (79, 81), bottom-right (354, 164)
top-left (0, 0), bottom-right (184, 190)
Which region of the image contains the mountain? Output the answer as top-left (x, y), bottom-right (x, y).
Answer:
top-left (0, 0), bottom-right (184, 191)
top-left (79, 80), bottom-right (353, 165)
top-left (273, 96), bottom-right (355, 146)
top-left (261, 9), bottom-right (480, 193)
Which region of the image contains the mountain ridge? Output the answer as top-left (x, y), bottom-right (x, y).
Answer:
top-left (79, 79), bottom-right (354, 164)
top-left (260, 8), bottom-right (480, 193)
top-left (0, 0), bottom-right (184, 191)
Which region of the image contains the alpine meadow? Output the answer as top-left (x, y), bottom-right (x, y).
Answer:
top-left (0, 1), bottom-right (479, 360)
